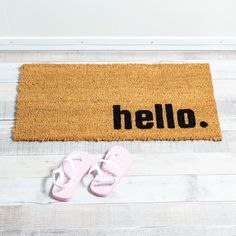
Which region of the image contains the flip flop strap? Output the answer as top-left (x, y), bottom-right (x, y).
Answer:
top-left (52, 155), bottom-right (80, 189)
top-left (89, 159), bottom-right (122, 185)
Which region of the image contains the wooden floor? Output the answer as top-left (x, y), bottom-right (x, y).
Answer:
top-left (0, 51), bottom-right (236, 236)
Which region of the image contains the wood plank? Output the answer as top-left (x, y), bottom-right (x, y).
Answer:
top-left (1, 152), bottom-right (236, 178)
top-left (0, 83), bottom-right (17, 100)
top-left (1, 202), bottom-right (236, 230)
top-left (0, 63), bottom-right (19, 83)
top-left (1, 120), bottom-right (235, 155)
top-left (1, 61), bottom-right (236, 83)
top-left (0, 101), bottom-right (15, 120)
top-left (2, 226), bottom-right (236, 236)
top-left (1, 51), bottom-right (236, 63)
top-left (0, 132), bottom-right (234, 155)
top-left (1, 175), bottom-right (236, 204)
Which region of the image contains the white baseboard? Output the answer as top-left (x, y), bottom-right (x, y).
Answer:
top-left (0, 37), bottom-right (236, 50)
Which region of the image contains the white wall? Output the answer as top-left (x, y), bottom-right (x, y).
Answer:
top-left (0, 0), bottom-right (236, 50)
top-left (0, 0), bottom-right (236, 37)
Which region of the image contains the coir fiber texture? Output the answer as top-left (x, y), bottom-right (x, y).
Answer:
top-left (13, 64), bottom-right (222, 141)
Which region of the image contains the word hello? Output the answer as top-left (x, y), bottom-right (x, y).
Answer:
top-left (113, 104), bottom-right (208, 129)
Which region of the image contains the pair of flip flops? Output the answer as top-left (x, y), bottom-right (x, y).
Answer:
top-left (51, 146), bottom-right (132, 201)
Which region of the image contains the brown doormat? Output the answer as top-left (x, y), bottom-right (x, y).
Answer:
top-left (13, 64), bottom-right (222, 141)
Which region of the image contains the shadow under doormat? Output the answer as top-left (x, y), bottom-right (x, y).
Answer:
top-left (13, 64), bottom-right (222, 141)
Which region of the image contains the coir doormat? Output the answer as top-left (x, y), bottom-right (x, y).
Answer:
top-left (13, 64), bottom-right (222, 141)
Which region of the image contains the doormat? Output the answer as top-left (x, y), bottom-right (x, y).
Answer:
top-left (13, 64), bottom-right (222, 141)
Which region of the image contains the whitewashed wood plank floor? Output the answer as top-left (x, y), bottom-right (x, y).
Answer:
top-left (0, 51), bottom-right (236, 236)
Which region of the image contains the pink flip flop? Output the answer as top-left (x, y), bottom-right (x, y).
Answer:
top-left (51, 151), bottom-right (92, 201)
top-left (88, 146), bottom-right (132, 197)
